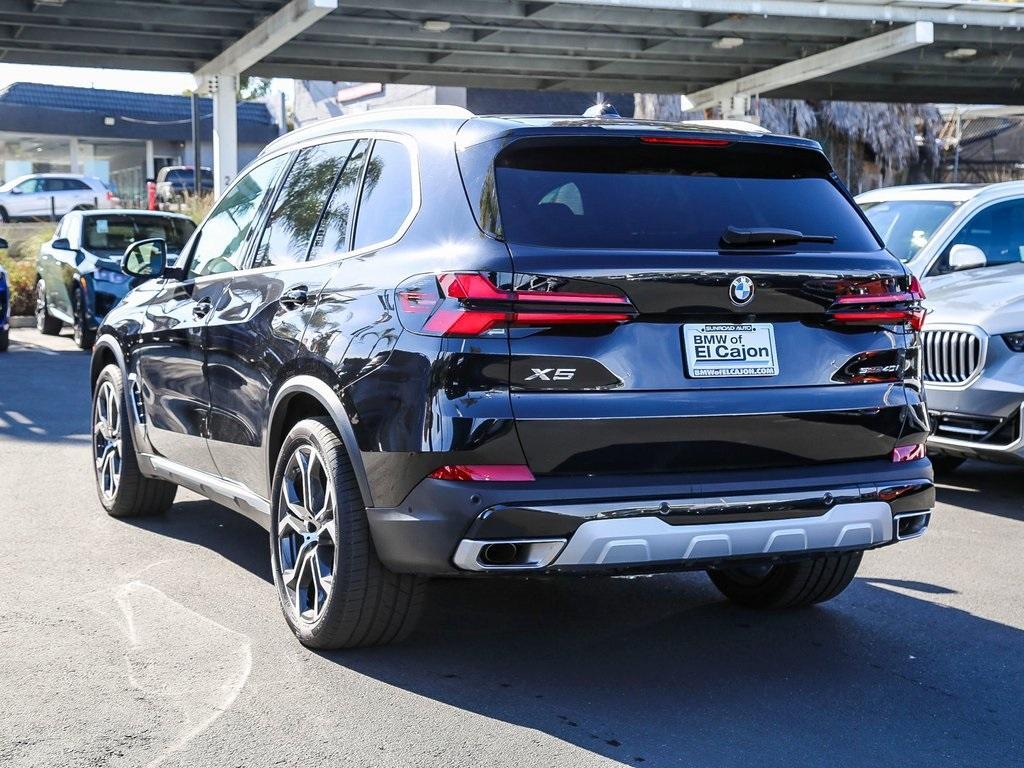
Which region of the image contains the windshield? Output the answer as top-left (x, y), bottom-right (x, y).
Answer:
top-left (493, 139), bottom-right (879, 252)
top-left (859, 199), bottom-right (958, 262)
top-left (83, 215), bottom-right (196, 254)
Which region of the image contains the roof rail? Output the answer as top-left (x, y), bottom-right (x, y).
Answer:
top-left (264, 104), bottom-right (474, 154)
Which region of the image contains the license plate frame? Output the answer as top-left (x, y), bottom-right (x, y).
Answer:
top-left (683, 322), bottom-right (780, 379)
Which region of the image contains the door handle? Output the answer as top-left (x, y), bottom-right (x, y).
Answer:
top-left (192, 298), bottom-right (213, 319)
top-left (280, 286), bottom-right (309, 310)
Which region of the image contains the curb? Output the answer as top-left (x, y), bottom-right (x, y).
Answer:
top-left (9, 316), bottom-right (35, 328)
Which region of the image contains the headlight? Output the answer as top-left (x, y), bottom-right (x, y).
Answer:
top-left (1002, 332), bottom-right (1024, 352)
top-left (93, 267), bottom-right (130, 284)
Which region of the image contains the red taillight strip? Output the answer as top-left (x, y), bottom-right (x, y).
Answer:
top-left (834, 292), bottom-right (915, 305)
top-left (640, 136), bottom-right (731, 147)
top-left (892, 444), bottom-right (926, 463)
top-left (429, 465), bottom-right (535, 481)
top-left (829, 276), bottom-right (925, 330)
top-left (425, 272), bottom-right (635, 336)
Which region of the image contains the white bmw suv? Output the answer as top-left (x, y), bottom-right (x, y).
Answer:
top-left (0, 173), bottom-right (119, 222)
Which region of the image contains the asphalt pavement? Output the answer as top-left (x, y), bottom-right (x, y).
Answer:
top-left (1, 326), bottom-right (1022, 768)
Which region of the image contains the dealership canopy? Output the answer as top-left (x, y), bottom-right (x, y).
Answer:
top-left (4, 0), bottom-right (1021, 190)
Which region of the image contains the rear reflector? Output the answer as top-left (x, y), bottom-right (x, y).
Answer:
top-left (892, 444), bottom-right (926, 463)
top-left (429, 465), bottom-right (536, 482)
top-left (398, 272), bottom-right (635, 337)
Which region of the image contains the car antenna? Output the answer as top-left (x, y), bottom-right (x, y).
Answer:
top-left (583, 102), bottom-right (619, 118)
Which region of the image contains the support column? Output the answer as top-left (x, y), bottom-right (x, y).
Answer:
top-left (210, 73), bottom-right (238, 198)
top-left (68, 137), bottom-right (80, 174)
top-left (145, 140), bottom-right (155, 180)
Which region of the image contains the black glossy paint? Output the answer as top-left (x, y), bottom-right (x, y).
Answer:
top-left (93, 113), bottom-right (930, 574)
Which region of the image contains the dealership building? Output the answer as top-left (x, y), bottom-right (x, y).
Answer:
top-left (0, 82), bottom-right (280, 204)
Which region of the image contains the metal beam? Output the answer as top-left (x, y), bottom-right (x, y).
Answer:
top-left (686, 22), bottom-right (934, 110)
top-left (196, 0), bottom-right (337, 77)
top-left (552, 0), bottom-right (1023, 30)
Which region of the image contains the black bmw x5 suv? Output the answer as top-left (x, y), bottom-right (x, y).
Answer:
top-left (90, 108), bottom-right (934, 648)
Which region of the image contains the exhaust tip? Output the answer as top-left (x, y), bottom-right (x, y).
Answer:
top-left (480, 542), bottom-right (519, 566)
top-left (895, 512), bottom-right (930, 540)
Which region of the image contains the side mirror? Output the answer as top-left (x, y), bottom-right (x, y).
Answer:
top-left (122, 238), bottom-right (167, 279)
top-left (9, 188), bottom-right (21, 195)
top-left (948, 244), bottom-right (987, 272)
top-left (51, 237), bottom-right (74, 251)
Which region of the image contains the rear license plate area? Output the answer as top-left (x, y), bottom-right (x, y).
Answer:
top-left (683, 323), bottom-right (779, 378)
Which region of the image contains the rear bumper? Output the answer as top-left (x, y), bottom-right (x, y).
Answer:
top-left (366, 458), bottom-right (934, 575)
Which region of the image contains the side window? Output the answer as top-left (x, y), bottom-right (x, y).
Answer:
top-left (932, 199), bottom-right (1024, 275)
top-left (352, 140), bottom-right (414, 250)
top-left (187, 155), bottom-right (287, 279)
top-left (65, 179), bottom-right (90, 190)
top-left (308, 140), bottom-right (367, 261)
top-left (15, 178), bottom-right (40, 194)
top-left (42, 178), bottom-right (67, 192)
top-left (252, 140), bottom-right (355, 269)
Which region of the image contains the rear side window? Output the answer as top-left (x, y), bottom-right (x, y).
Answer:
top-left (493, 139), bottom-right (879, 252)
top-left (308, 140), bottom-right (367, 261)
top-left (253, 140), bottom-right (356, 268)
top-left (352, 140), bottom-right (413, 250)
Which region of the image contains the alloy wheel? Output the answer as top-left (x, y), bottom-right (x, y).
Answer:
top-left (93, 380), bottom-right (122, 500)
top-left (277, 443), bottom-right (336, 623)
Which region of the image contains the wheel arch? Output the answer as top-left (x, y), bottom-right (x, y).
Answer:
top-left (266, 375), bottom-right (374, 508)
top-left (90, 335), bottom-right (124, 393)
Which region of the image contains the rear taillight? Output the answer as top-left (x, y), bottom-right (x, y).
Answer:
top-left (428, 465), bottom-right (535, 481)
top-left (105, 190), bottom-right (116, 201)
top-left (829, 276), bottom-right (926, 331)
top-left (397, 272), bottom-right (635, 337)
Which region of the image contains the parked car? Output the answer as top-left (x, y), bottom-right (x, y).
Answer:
top-left (0, 173), bottom-right (119, 222)
top-left (914, 263), bottom-right (1024, 470)
top-left (857, 181), bottom-right (1024, 288)
top-left (90, 108), bottom-right (933, 649)
top-left (0, 237), bottom-right (9, 352)
top-left (36, 210), bottom-right (195, 349)
top-left (155, 166), bottom-right (214, 204)
top-left (857, 182), bottom-right (1024, 468)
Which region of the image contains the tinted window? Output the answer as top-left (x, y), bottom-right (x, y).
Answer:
top-left (494, 140), bottom-right (878, 252)
top-left (188, 156), bottom-right (286, 278)
top-left (308, 140), bottom-right (367, 261)
top-left (861, 200), bottom-right (957, 261)
top-left (931, 199), bottom-right (1024, 275)
top-left (352, 140), bottom-right (413, 250)
top-left (83, 215), bottom-right (196, 254)
top-left (66, 179), bottom-right (91, 190)
top-left (253, 140), bottom-right (356, 268)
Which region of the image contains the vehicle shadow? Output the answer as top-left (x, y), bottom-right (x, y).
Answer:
top-left (935, 461), bottom-right (1024, 523)
top-left (127, 498), bottom-right (273, 584)
top-left (323, 574), bottom-right (1022, 768)
top-left (0, 332), bottom-right (91, 443)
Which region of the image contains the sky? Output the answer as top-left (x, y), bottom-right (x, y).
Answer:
top-left (0, 63), bottom-right (292, 104)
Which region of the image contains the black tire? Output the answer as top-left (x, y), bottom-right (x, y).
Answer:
top-left (0, 327), bottom-right (8, 352)
top-left (72, 285), bottom-right (96, 350)
top-left (270, 417), bottom-right (425, 649)
top-left (35, 279), bottom-right (62, 335)
top-left (707, 551), bottom-right (863, 609)
top-left (0, 206), bottom-right (8, 223)
top-left (92, 364), bottom-right (177, 518)
top-left (930, 454), bottom-right (965, 474)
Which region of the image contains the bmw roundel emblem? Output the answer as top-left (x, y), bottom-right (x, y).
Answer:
top-left (729, 276), bottom-right (755, 306)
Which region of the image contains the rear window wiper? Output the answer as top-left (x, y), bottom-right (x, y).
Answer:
top-left (720, 226), bottom-right (836, 247)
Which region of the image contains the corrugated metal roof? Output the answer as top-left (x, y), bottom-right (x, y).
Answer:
top-left (0, 82), bottom-right (274, 125)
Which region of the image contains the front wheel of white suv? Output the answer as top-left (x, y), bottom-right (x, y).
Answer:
top-left (270, 417), bottom-right (425, 649)
top-left (707, 551), bottom-right (863, 609)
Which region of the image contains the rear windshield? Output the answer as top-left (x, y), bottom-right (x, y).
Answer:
top-left (83, 215), bottom-right (196, 253)
top-left (493, 139), bottom-right (879, 252)
top-left (163, 168), bottom-right (213, 182)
